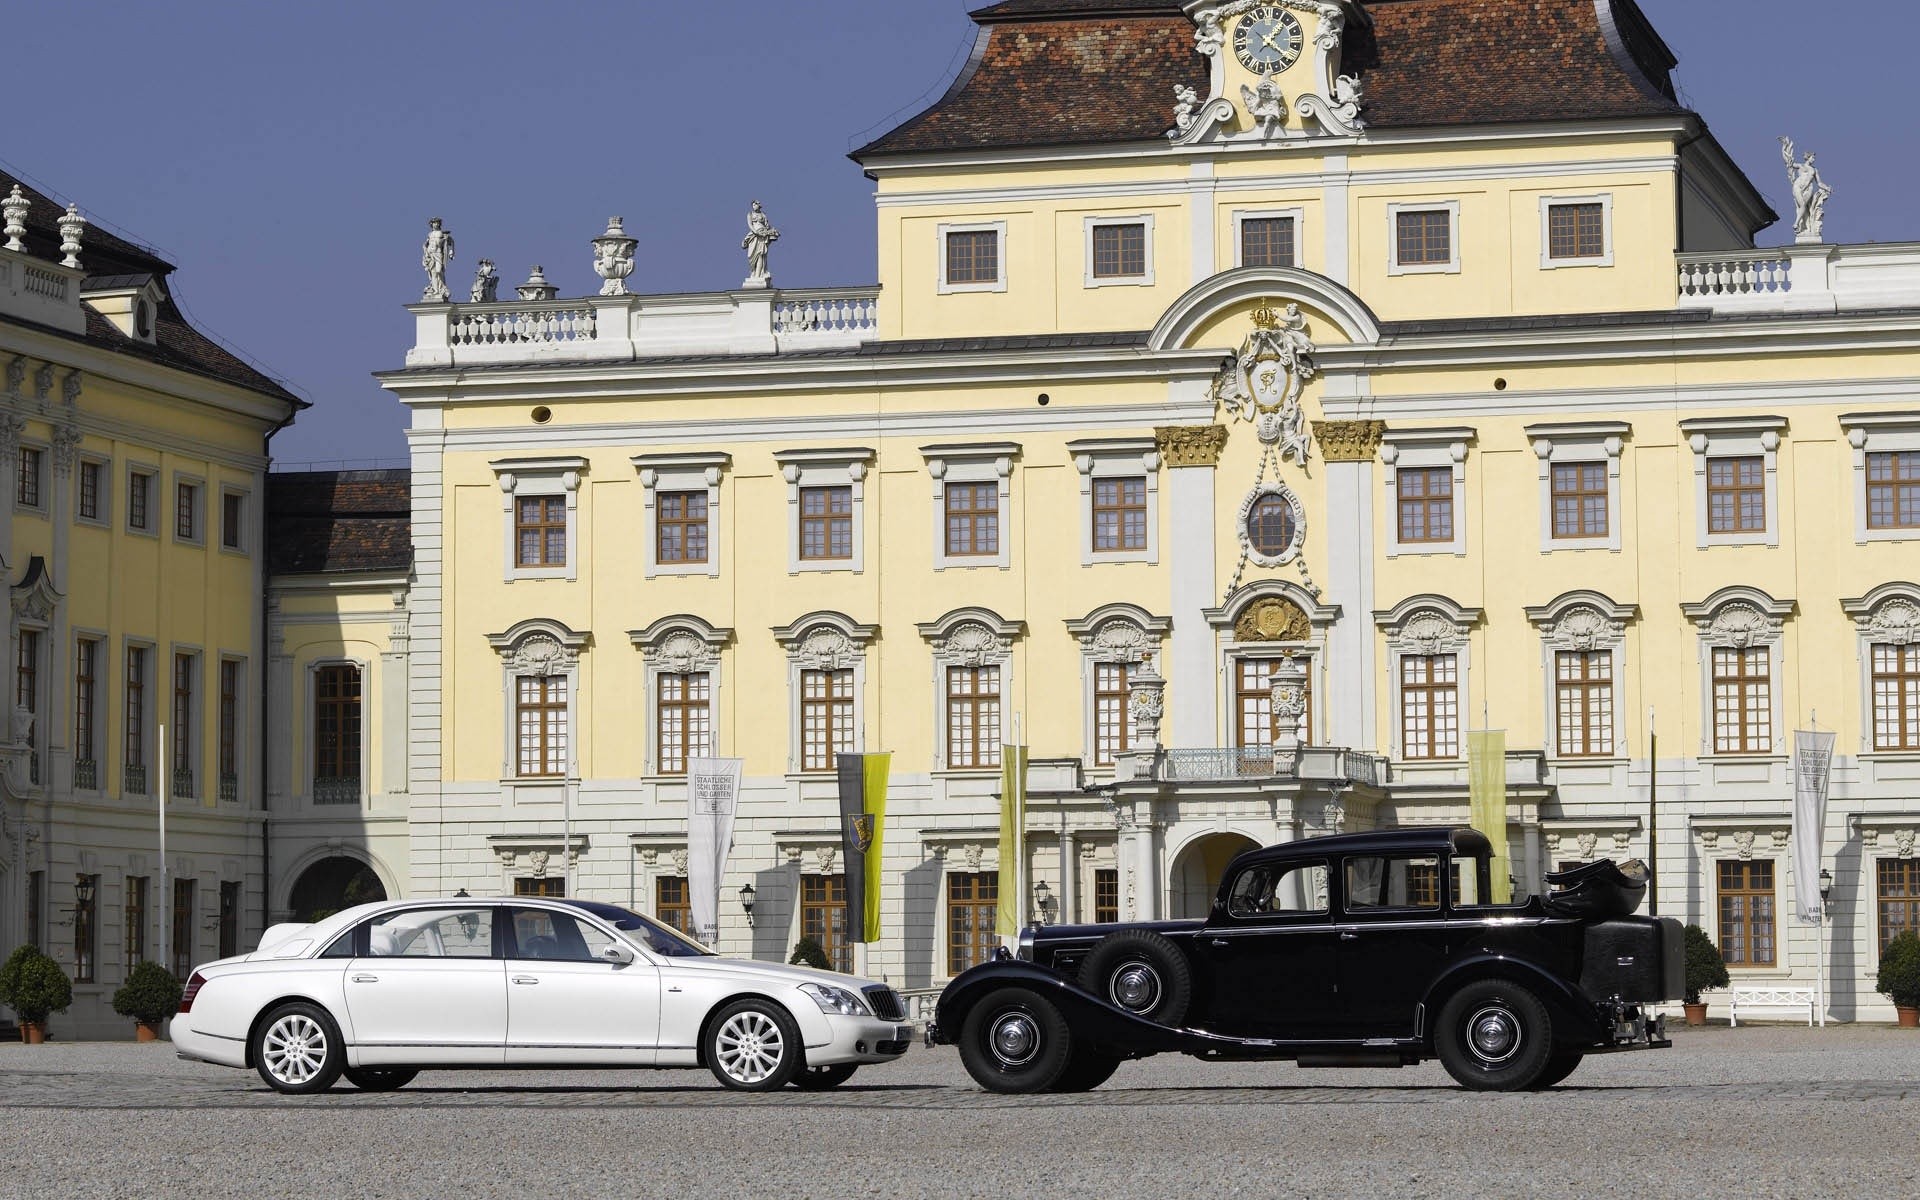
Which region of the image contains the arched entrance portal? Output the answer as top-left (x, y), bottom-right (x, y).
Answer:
top-left (1169, 833), bottom-right (1261, 919)
top-left (288, 857), bottom-right (387, 923)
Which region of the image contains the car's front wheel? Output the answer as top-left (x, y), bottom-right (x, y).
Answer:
top-left (343, 1066), bottom-right (419, 1092)
top-left (1435, 980), bottom-right (1554, 1091)
top-left (958, 987), bottom-right (1073, 1094)
top-left (251, 1002), bottom-right (345, 1095)
top-left (705, 999), bottom-right (803, 1091)
top-left (792, 1063), bottom-right (858, 1090)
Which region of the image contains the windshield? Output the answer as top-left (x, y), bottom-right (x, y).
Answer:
top-left (559, 900), bottom-right (715, 957)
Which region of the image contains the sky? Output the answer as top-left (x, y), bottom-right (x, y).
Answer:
top-left (5, 1), bottom-right (1915, 465)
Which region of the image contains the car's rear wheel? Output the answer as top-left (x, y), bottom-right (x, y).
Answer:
top-left (791, 1063), bottom-right (858, 1090)
top-left (958, 987), bottom-right (1073, 1094)
top-left (1435, 980), bottom-right (1554, 1091)
top-left (1529, 1051), bottom-right (1583, 1090)
top-left (343, 1066), bottom-right (419, 1092)
top-left (1049, 1049), bottom-right (1122, 1093)
top-left (705, 999), bottom-right (803, 1091)
top-left (252, 1002), bottom-right (344, 1095)
top-left (1078, 930), bottom-right (1192, 1026)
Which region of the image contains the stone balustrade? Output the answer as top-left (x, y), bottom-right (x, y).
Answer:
top-left (1677, 242), bottom-right (1920, 313)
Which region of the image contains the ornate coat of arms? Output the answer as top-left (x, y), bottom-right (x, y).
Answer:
top-left (1210, 301), bottom-right (1317, 464)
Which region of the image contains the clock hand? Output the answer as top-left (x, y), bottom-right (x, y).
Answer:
top-left (1261, 30), bottom-right (1285, 51)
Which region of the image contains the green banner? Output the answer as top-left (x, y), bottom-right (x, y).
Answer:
top-left (836, 753), bottom-right (890, 943)
top-left (997, 743), bottom-right (1028, 938)
top-left (1468, 730), bottom-right (1510, 903)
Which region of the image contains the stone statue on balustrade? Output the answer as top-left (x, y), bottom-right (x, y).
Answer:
top-left (421, 217), bottom-right (455, 302)
top-left (742, 201), bottom-right (780, 289)
top-left (1780, 136), bottom-right (1832, 244)
top-left (470, 259), bottom-right (498, 303)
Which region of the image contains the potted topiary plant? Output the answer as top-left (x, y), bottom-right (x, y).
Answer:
top-left (789, 937), bottom-right (832, 971)
top-left (1682, 923), bottom-right (1730, 1026)
top-left (0, 945), bottom-right (73, 1043)
top-left (1875, 930), bottom-right (1920, 1027)
top-left (112, 961), bottom-right (185, 1041)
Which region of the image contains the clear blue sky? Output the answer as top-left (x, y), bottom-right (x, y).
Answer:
top-left (5, 1), bottom-right (1913, 464)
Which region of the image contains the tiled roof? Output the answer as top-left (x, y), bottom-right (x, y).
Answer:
top-left (856, 0), bottom-right (1687, 159)
top-left (266, 470), bottom-right (412, 577)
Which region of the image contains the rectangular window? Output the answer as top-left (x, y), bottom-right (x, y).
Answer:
top-left (313, 664), bottom-right (362, 802)
top-left (74, 874), bottom-right (99, 984)
top-left (1717, 860), bottom-right (1776, 967)
top-left (125, 876), bottom-right (148, 967)
top-left (171, 878), bottom-right (195, 981)
top-left (219, 881), bottom-right (241, 960)
top-left (221, 492), bottom-right (244, 550)
top-left (1091, 222), bottom-right (1147, 279)
top-left (946, 665), bottom-right (1002, 769)
top-left (1395, 209), bottom-right (1452, 266)
top-left (1880, 858), bottom-right (1920, 954)
top-left (800, 668), bottom-right (855, 772)
top-left (1240, 216), bottom-right (1296, 268)
top-left (218, 660), bottom-right (240, 798)
top-left (1711, 647), bottom-right (1772, 754)
top-left (1547, 202), bottom-right (1606, 260)
top-left (1397, 467), bottom-right (1455, 545)
top-left (947, 872), bottom-right (1000, 975)
top-left (655, 875), bottom-right (693, 936)
top-left (656, 672), bottom-right (711, 775)
top-left (943, 482), bottom-right (999, 558)
top-left (125, 647), bottom-right (147, 784)
top-left (801, 874), bottom-right (850, 973)
top-left (514, 495), bottom-right (567, 568)
top-left (1554, 650), bottom-right (1614, 757)
top-left (799, 486), bottom-right (853, 561)
top-left (515, 674), bottom-right (568, 777)
top-left (1346, 855), bottom-right (1445, 910)
top-left (16, 446), bottom-right (42, 508)
top-left (172, 653), bottom-right (195, 798)
top-left (26, 870), bottom-right (43, 950)
top-left (1707, 457), bottom-right (1767, 534)
top-left (1094, 868), bottom-right (1119, 924)
top-left (175, 481), bottom-right (198, 541)
top-left (1234, 658), bottom-right (1313, 753)
top-left (1866, 451), bottom-right (1920, 530)
top-left (1550, 462), bottom-right (1609, 539)
top-left (945, 229), bottom-right (999, 286)
top-left (78, 461), bottom-right (102, 521)
top-left (1399, 654), bottom-right (1460, 760)
top-left (513, 877), bottom-right (565, 898)
top-left (16, 629), bottom-right (38, 769)
top-left (74, 638), bottom-right (97, 779)
top-left (128, 471), bottom-right (152, 531)
top-left (1871, 643), bottom-right (1920, 752)
top-left (1092, 477), bottom-right (1148, 552)
top-left (656, 491), bottom-right (709, 564)
top-left (1093, 662), bottom-right (1131, 767)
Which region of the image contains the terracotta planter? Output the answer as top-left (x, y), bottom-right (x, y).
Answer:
top-left (20, 1021), bottom-right (46, 1044)
top-left (1898, 1006), bottom-right (1919, 1028)
top-left (1683, 1002), bottom-right (1709, 1027)
top-left (134, 1020), bottom-right (161, 1042)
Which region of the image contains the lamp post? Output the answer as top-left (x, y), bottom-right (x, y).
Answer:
top-left (1033, 879), bottom-right (1054, 926)
top-left (1818, 867), bottom-right (1834, 1027)
top-left (738, 882), bottom-right (756, 927)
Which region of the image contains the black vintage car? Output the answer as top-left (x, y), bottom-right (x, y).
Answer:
top-left (928, 827), bottom-right (1679, 1093)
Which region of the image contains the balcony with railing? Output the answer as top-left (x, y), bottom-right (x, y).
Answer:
top-left (218, 774), bottom-right (239, 803)
top-left (1148, 746), bottom-right (1390, 788)
top-left (124, 763), bottom-right (147, 795)
top-left (1676, 242), bottom-right (1920, 314)
top-left (312, 776), bottom-right (362, 805)
top-left (72, 759), bottom-right (97, 791)
top-left (172, 767), bottom-right (195, 801)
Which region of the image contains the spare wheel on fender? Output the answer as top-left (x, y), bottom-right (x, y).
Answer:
top-left (1078, 930), bottom-right (1192, 1025)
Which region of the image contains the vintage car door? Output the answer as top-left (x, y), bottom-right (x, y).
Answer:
top-left (1192, 858), bottom-right (1340, 1038)
top-left (345, 904), bottom-right (507, 1065)
top-left (502, 906), bottom-right (660, 1065)
top-left (1330, 852), bottom-right (1454, 1038)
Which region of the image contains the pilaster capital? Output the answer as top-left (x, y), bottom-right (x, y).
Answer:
top-left (1154, 424), bottom-right (1229, 468)
top-left (1311, 419), bottom-right (1385, 463)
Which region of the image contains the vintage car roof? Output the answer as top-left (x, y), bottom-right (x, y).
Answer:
top-left (1239, 826), bottom-right (1492, 864)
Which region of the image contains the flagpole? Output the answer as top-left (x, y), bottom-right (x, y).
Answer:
top-left (1646, 706), bottom-right (1658, 917)
top-left (158, 724), bottom-right (168, 977)
top-left (563, 739), bottom-right (574, 898)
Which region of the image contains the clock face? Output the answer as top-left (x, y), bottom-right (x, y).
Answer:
top-left (1233, 7), bottom-right (1305, 76)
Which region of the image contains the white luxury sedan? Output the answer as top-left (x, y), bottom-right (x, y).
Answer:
top-left (171, 896), bottom-right (913, 1094)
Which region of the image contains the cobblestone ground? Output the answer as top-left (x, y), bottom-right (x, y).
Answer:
top-left (3, 1025), bottom-right (1916, 1199)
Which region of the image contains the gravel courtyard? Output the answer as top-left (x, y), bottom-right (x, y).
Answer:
top-left (3, 1025), bottom-right (1916, 1199)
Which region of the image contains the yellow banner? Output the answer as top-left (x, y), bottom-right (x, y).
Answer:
top-left (997, 744), bottom-right (1028, 938)
top-left (861, 753), bottom-right (890, 943)
top-left (1468, 730), bottom-right (1510, 903)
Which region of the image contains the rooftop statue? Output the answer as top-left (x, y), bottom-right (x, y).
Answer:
top-left (742, 201), bottom-right (780, 289)
top-left (421, 217), bottom-right (455, 303)
top-left (1781, 136), bottom-right (1832, 244)
top-left (470, 259), bottom-right (498, 304)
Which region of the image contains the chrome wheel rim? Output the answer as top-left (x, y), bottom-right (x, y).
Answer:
top-left (715, 1011), bottom-right (786, 1084)
top-left (988, 1011), bottom-right (1041, 1068)
top-left (262, 1014), bottom-right (329, 1086)
top-left (1108, 961), bottom-right (1163, 1014)
top-left (1466, 1004), bottom-right (1521, 1066)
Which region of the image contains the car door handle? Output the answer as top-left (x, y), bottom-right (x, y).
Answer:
top-left (513, 976), bottom-right (540, 985)
top-left (1209, 938), bottom-right (1231, 947)
top-left (1339, 932), bottom-right (1360, 941)
top-left (351, 974), bottom-right (378, 983)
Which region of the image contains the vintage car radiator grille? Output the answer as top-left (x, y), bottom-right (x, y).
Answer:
top-left (864, 985), bottom-right (905, 1021)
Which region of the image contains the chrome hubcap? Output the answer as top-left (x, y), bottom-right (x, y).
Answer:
top-left (1109, 961), bottom-right (1163, 1013)
top-left (989, 1012), bottom-right (1041, 1067)
top-left (1466, 1005), bottom-right (1521, 1065)
top-left (262, 1014), bottom-right (328, 1086)
top-left (715, 1011), bottom-right (786, 1083)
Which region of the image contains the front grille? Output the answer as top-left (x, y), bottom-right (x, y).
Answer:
top-left (863, 985), bottom-right (905, 1021)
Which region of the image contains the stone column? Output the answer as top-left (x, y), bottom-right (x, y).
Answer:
top-left (1313, 420), bottom-right (1384, 752)
top-left (1157, 425), bottom-right (1228, 751)
top-left (46, 410), bottom-right (79, 792)
top-left (1270, 653), bottom-right (1308, 775)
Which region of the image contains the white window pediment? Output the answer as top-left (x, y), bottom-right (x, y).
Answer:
top-left (486, 618), bottom-right (590, 672)
top-left (1681, 586), bottom-right (1794, 649)
top-left (918, 607), bottom-right (1023, 668)
top-left (1524, 590), bottom-right (1637, 651)
top-left (1373, 595), bottom-right (1482, 655)
top-left (773, 611), bottom-right (877, 670)
top-left (630, 615), bottom-right (732, 673)
top-left (1843, 582), bottom-right (1920, 646)
top-left (1065, 602), bottom-right (1171, 666)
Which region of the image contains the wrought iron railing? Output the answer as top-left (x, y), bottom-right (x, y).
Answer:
top-left (172, 767), bottom-right (195, 800)
top-left (124, 763), bottom-right (147, 795)
top-left (73, 759), bottom-right (97, 791)
top-left (1159, 747), bottom-right (1278, 780)
top-left (27, 752), bottom-right (39, 786)
top-left (313, 776), bottom-right (362, 805)
top-left (218, 774), bottom-right (238, 802)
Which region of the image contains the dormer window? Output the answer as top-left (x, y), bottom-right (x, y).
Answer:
top-left (79, 274), bottom-right (167, 345)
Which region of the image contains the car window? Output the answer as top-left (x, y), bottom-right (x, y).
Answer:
top-left (367, 908), bottom-right (495, 958)
top-left (1226, 861), bottom-right (1328, 918)
top-left (1452, 856), bottom-right (1485, 906)
top-left (1344, 855), bottom-right (1444, 911)
top-left (508, 908), bottom-right (618, 962)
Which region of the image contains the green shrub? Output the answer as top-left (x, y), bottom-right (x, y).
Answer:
top-left (789, 937), bottom-right (832, 971)
top-left (1682, 923), bottom-right (1730, 1005)
top-left (1876, 931), bottom-right (1920, 1010)
top-left (112, 961), bottom-right (185, 1026)
top-left (0, 945), bottom-right (73, 1024)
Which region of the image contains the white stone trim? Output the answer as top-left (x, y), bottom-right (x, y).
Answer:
top-left (217, 484), bottom-right (251, 557)
top-left (1236, 480), bottom-right (1308, 568)
top-left (1205, 582), bottom-right (1341, 747)
top-left (72, 453), bottom-right (110, 528)
top-left (1524, 590), bottom-right (1638, 761)
top-left (936, 221), bottom-right (1007, 295)
top-left (629, 616), bottom-right (732, 778)
top-left (169, 470), bottom-right (205, 546)
top-left (1373, 595), bottom-right (1483, 761)
top-left (1082, 214), bottom-right (1156, 288)
top-left (1679, 415), bottom-right (1785, 549)
top-left (1842, 582), bottom-right (1920, 754)
top-left (1680, 586), bottom-right (1794, 758)
top-left (1841, 411), bottom-right (1920, 544)
top-left (772, 612), bottom-right (878, 775)
top-left (1068, 437), bottom-right (1158, 566)
top-left (632, 451), bottom-right (728, 579)
top-left (1538, 193), bottom-right (1615, 269)
top-left (124, 460), bottom-right (158, 537)
top-left (922, 443), bottom-right (1018, 571)
top-left (1231, 207), bottom-right (1305, 269)
top-left (487, 618), bottom-right (590, 785)
top-left (12, 436), bottom-right (48, 516)
top-left (490, 455), bottom-right (585, 583)
top-left (1380, 426), bottom-right (1473, 557)
top-left (775, 447), bottom-right (872, 575)
top-left (1386, 200), bottom-right (1461, 276)
top-left (1527, 420), bottom-right (1627, 553)
top-left (917, 608), bottom-right (1023, 772)
top-left (1065, 603), bottom-right (1171, 767)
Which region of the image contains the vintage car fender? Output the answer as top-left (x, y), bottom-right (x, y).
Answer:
top-left (1418, 953), bottom-right (1609, 1046)
top-left (933, 961), bottom-right (1199, 1056)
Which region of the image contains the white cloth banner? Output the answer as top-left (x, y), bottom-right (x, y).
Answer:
top-left (1792, 730), bottom-right (1836, 923)
top-left (687, 758), bottom-right (743, 945)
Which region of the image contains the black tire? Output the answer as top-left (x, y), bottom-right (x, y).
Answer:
top-left (1049, 1049), bottom-right (1122, 1093)
top-left (343, 1066), bottom-right (419, 1092)
top-left (791, 1063), bottom-right (858, 1090)
top-left (251, 1002), bottom-right (345, 1095)
top-left (1434, 980), bottom-right (1555, 1091)
top-left (1529, 1051), bottom-right (1583, 1090)
top-left (1078, 930), bottom-right (1193, 1026)
top-left (705, 999), bottom-right (804, 1091)
top-left (958, 987), bottom-right (1074, 1094)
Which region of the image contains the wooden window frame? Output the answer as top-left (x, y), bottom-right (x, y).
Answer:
top-left (15, 444), bottom-right (43, 510)
top-left (513, 494), bottom-right (568, 569)
top-left (1550, 462), bottom-right (1610, 540)
top-left (1711, 646), bottom-right (1772, 755)
top-left (941, 226), bottom-right (1003, 291)
top-left (172, 652), bottom-right (196, 796)
top-left (1866, 450), bottom-right (1920, 531)
top-left (1399, 653), bottom-right (1460, 760)
top-left (798, 486), bottom-right (854, 562)
top-left (1093, 662), bottom-right (1131, 767)
top-left (124, 645), bottom-right (147, 777)
top-left (313, 663), bottom-right (363, 798)
top-left (1870, 642), bottom-right (1920, 752)
top-left (1554, 650), bottom-right (1614, 758)
top-left (655, 875), bottom-right (692, 936)
top-left (125, 875), bottom-right (148, 967)
top-left (1237, 214), bottom-right (1297, 269)
top-left (1233, 656), bottom-right (1313, 752)
top-left (800, 873), bottom-right (851, 972)
top-left (1707, 456), bottom-right (1767, 535)
top-left (1396, 466), bottom-right (1455, 545)
top-left (219, 489), bottom-right (246, 552)
top-left (1389, 202), bottom-right (1459, 274)
top-left (218, 880), bottom-right (242, 960)
top-left (1542, 197), bottom-right (1612, 266)
top-left (171, 878), bottom-right (195, 982)
top-left (1878, 857), bottom-right (1920, 955)
top-left (1091, 476), bottom-right (1148, 553)
top-left (76, 459), bottom-right (104, 523)
top-left (799, 668), bottom-right (855, 773)
top-left (656, 490), bottom-right (709, 565)
top-left (174, 478), bottom-right (200, 543)
top-left (74, 873), bottom-right (98, 983)
top-left (1084, 216), bottom-right (1153, 286)
top-left (945, 665), bottom-right (1002, 770)
top-left (943, 481), bottom-right (999, 558)
top-left (515, 674), bottom-right (569, 778)
top-left (218, 659), bottom-right (241, 796)
top-left (946, 871), bottom-right (1000, 975)
top-left (1093, 868), bottom-right (1119, 924)
top-left (1717, 859), bottom-right (1777, 967)
top-left (655, 671), bottom-right (712, 776)
top-left (126, 469), bottom-right (153, 533)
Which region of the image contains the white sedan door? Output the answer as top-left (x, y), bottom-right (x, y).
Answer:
top-left (345, 906), bottom-right (507, 1065)
top-left (503, 907), bottom-right (660, 1065)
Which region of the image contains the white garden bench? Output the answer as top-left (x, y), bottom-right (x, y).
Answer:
top-left (1728, 986), bottom-right (1816, 1026)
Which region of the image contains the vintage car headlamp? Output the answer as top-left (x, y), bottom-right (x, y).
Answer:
top-left (799, 983), bottom-right (870, 1017)
top-left (1016, 925), bottom-right (1036, 961)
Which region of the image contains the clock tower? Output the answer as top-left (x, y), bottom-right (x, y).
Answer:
top-left (1176, 0), bottom-right (1368, 143)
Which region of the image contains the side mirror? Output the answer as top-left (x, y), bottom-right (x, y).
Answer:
top-left (600, 941), bottom-right (636, 966)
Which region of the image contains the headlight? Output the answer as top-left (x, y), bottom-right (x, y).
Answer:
top-left (799, 983), bottom-right (870, 1017)
top-left (1017, 925), bottom-right (1036, 961)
